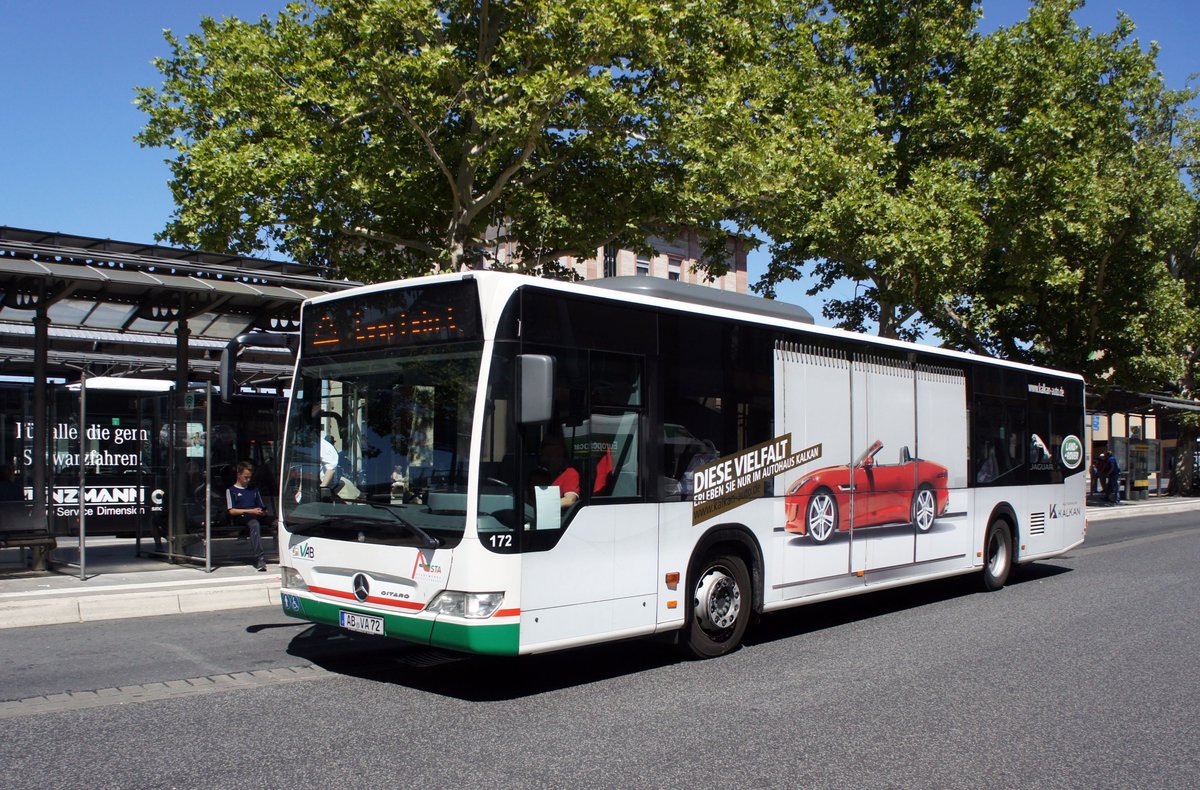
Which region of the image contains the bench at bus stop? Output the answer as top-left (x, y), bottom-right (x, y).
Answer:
top-left (0, 501), bottom-right (56, 571)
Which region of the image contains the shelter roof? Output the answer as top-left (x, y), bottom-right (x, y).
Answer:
top-left (1087, 387), bottom-right (1200, 416)
top-left (0, 226), bottom-right (358, 384)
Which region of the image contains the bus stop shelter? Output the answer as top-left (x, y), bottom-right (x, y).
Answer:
top-left (0, 226), bottom-right (357, 574)
top-left (1086, 387), bottom-right (1200, 499)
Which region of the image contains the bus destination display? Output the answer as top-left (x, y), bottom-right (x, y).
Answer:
top-left (303, 280), bottom-right (481, 354)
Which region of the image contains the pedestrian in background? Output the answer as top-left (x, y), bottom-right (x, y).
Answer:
top-left (1104, 452), bottom-right (1122, 505)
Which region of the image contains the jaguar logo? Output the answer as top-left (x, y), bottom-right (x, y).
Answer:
top-left (352, 573), bottom-right (370, 602)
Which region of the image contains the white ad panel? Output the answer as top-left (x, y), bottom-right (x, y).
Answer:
top-left (915, 364), bottom-right (970, 563)
top-left (851, 355), bottom-right (916, 572)
top-left (774, 344), bottom-right (852, 589)
top-left (770, 344), bottom-right (975, 599)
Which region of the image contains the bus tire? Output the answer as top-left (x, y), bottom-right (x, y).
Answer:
top-left (981, 518), bottom-right (1013, 591)
top-left (682, 553), bottom-right (751, 659)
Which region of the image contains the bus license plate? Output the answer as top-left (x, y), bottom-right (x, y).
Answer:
top-left (339, 610), bottom-right (384, 635)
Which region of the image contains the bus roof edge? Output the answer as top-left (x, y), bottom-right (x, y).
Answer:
top-left (588, 276), bottom-right (814, 325)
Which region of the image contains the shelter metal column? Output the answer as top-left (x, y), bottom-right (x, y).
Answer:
top-left (77, 373), bottom-right (87, 580)
top-left (171, 295), bottom-right (190, 558)
top-left (32, 291), bottom-right (48, 528)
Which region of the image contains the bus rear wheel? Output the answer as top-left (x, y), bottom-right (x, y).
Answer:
top-left (682, 553), bottom-right (751, 659)
top-left (981, 519), bottom-right (1013, 591)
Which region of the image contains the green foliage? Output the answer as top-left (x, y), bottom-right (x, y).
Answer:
top-left (136, 0), bottom-right (776, 278)
top-left (752, 0), bottom-right (986, 342)
top-left (137, 0), bottom-right (1200, 395)
top-left (944, 0), bottom-right (1196, 387)
top-left (750, 0), bottom-right (1199, 392)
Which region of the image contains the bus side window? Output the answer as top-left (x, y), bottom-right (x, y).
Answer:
top-left (973, 395), bottom-right (1026, 486)
top-left (589, 352), bottom-right (643, 500)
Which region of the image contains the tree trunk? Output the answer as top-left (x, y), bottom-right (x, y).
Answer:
top-left (1173, 420), bottom-right (1197, 497)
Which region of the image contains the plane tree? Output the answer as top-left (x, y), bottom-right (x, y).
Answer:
top-left (750, 0), bottom-right (987, 342)
top-left (943, 0), bottom-right (1195, 384)
top-left (750, 0), bottom-right (1197, 389)
top-left (135, 0), bottom-right (788, 279)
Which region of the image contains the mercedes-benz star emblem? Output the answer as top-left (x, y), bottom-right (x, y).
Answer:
top-left (352, 573), bottom-right (370, 602)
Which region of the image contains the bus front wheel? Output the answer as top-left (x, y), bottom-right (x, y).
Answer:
top-left (682, 553), bottom-right (751, 659)
top-left (981, 519), bottom-right (1013, 591)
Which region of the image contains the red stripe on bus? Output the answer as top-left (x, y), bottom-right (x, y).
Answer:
top-left (309, 585), bottom-right (425, 612)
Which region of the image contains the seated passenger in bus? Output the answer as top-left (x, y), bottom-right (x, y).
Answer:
top-left (977, 440), bottom-right (999, 483)
top-left (531, 435), bottom-right (580, 509)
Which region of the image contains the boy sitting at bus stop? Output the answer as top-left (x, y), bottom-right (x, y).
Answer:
top-left (226, 461), bottom-right (268, 571)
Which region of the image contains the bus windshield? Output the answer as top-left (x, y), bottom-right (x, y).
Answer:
top-left (279, 343), bottom-right (481, 548)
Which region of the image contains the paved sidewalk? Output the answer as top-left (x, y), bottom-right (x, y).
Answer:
top-left (0, 537), bottom-right (280, 630)
top-left (2, 496), bottom-right (1197, 630)
top-left (1083, 492), bottom-right (1200, 522)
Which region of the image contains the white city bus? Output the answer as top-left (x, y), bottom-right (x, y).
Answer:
top-left (272, 271), bottom-right (1086, 658)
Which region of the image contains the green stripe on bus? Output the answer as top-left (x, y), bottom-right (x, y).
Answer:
top-left (282, 596), bottom-right (519, 655)
top-left (284, 597), bottom-right (434, 643)
top-left (429, 620), bottom-right (520, 656)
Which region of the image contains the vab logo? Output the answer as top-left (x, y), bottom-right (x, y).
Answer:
top-left (352, 573), bottom-right (370, 602)
top-left (291, 542), bottom-right (315, 560)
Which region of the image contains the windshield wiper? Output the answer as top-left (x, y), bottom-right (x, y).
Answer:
top-left (286, 513), bottom-right (439, 549)
top-left (355, 501), bottom-right (442, 549)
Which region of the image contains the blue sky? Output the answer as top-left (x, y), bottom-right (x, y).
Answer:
top-left (2, 1), bottom-right (1197, 322)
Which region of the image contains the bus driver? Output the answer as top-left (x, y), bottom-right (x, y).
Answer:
top-left (532, 435), bottom-right (580, 509)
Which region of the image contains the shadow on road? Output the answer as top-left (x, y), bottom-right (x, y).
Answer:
top-left (747, 561), bottom-right (1071, 648)
top-left (279, 561), bottom-right (1072, 700)
top-left (283, 623), bottom-right (683, 700)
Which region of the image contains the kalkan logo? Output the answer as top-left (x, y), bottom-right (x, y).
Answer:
top-left (1050, 504), bottom-right (1082, 519)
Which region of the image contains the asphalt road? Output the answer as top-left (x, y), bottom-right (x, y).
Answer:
top-left (1, 510), bottom-right (1196, 789)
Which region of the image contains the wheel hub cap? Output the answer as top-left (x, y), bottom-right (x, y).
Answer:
top-left (695, 568), bottom-right (741, 631)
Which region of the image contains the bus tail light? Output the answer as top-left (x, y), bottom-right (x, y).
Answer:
top-left (427, 591), bottom-right (505, 619)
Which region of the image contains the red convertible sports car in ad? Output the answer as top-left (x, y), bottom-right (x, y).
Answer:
top-left (784, 440), bottom-right (950, 543)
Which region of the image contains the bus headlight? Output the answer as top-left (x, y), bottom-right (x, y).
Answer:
top-left (280, 566), bottom-right (308, 591)
top-left (426, 591), bottom-right (504, 619)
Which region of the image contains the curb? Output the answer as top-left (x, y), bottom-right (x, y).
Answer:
top-left (1085, 498), bottom-right (1200, 523)
top-left (0, 576), bottom-right (280, 630)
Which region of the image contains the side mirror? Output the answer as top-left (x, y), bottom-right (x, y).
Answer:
top-left (517, 354), bottom-right (554, 424)
top-left (220, 332), bottom-right (297, 403)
